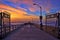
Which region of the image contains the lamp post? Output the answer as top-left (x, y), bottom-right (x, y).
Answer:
top-left (33, 3), bottom-right (43, 30)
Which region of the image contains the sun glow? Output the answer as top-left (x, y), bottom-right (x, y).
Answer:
top-left (0, 4), bottom-right (39, 23)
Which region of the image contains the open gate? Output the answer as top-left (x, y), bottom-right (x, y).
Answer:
top-left (0, 12), bottom-right (10, 39)
top-left (46, 13), bottom-right (60, 39)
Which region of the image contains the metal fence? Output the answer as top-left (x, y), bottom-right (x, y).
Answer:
top-left (0, 12), bottom-right (24, 39)
top-left (0, 12), bottom-right (11, 39)
top-left (45, 13), bottom-right (60, 39)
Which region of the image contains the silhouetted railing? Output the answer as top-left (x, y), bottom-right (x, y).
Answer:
top-left (0, 24), bottom-right (22, 39)
top-left (0, 12), bottom-right (22, 39)
top-left (45, 13), bottom-right (60, 39)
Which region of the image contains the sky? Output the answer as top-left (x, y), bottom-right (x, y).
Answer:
top-left (0, 0), bottom-right (60, 23)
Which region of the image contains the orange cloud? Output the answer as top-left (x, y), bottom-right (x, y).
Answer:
top-left (0, 4), bottom-right (39, 23)
top-left (0, 4), bottom-right (27, 15)
top-left (29, 7), bottom-right (37, 12)
top-left (23, 0), bottom-right (33, 4)
top-left (7, 0), bottom-right (33, 5)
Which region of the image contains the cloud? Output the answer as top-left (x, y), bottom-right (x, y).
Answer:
top-left (0, 4), bottom-right (27, 19)
top-left (0, 0), bottom-right (53, 13)
top-left (5, 0), bottom-right (22, 4)
top-left (0, 4), bottom-right (39, 23)
top-left (4, 0), bottom-right (33, 5)
top-left (0, 4), bottom-right (27, 14)
top-left (22, 0), bottom-right (33, 4)
top-left (28, 7), bottom-right (37, 12)
top-left (43, 0), bottom-right (52, 13)
top-left (17, 6), bottom-right (27, 11)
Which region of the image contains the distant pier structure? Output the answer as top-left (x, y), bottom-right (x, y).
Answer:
top-left (45, 12), bottom-right (60, 39)
top-left (0, 11), bottom-right (11, 39)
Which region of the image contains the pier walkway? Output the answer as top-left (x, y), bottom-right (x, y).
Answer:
top-left (3, 24), bottom-right (58, 40)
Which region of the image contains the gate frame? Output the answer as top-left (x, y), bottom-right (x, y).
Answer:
top-left (45, 12), bottom-right (60, 39)
top-left (0, 12), bottom-right (11, 39)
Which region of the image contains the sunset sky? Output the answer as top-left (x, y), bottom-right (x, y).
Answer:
top-left (0, 0), bottom-right (60, 23)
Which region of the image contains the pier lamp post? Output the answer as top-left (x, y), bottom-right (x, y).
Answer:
top-left (33, 3), bottom-right (43, 30)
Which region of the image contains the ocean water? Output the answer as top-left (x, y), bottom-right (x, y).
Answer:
top-left (10, 19), bottom-right (58, 28)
